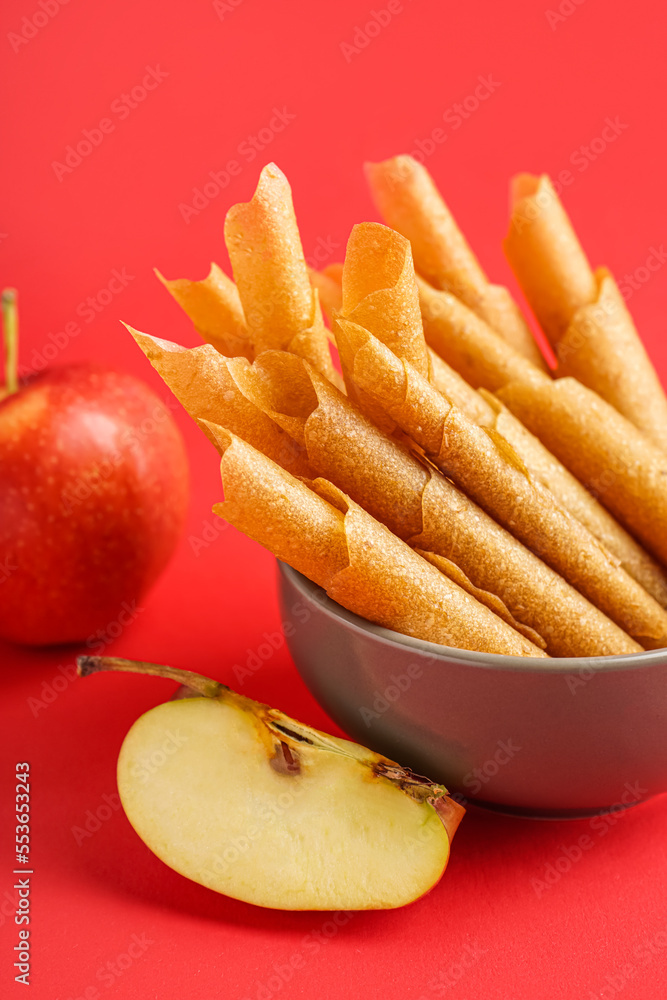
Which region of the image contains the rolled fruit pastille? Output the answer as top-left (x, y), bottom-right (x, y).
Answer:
top-left (223, 349), bottom-right (641, 657)
top-left (210, 427), bottom-right (546, 657)
top-left (334, 223), bottom-right (430, 432)
top-left (311, 261), bottom-right (508, 427)
top-left (325, 257), bottom-right (667, 605)
top-left (224, 162), bottom-right (340, 386)
top-left (364, 155), bottom-right (547, 370)
top-left (155, 263), bottom-right (254, 361)
top-left (418, 277), bottom-right (667, 606)
top-left (126, 327), bottom-right (314, 479)
top-left (496, 375), bottom-right (667, 570)
top-left (504, 174), bottom-right (667, 448)
top-left (335, 318), bottom-right (667, 650)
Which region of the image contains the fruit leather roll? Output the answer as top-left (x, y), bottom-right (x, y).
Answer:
top-left (209, 427), bottom-right (546, 657)
top-left (505, 174), bottom-right (667, 447)
top-left (495, 375), bottom-right (667, 569)
top-left (224, 162), bottom-right (338, 385)
top-left (128, 328), bottom-right (313, 478)
top-left (334, 223), bottom-right (430, 431)
top-left (417, 278), bottom-right (667, 605)
top-left (364, 155), bottom-right (546, 369)
top-left (223, 349), bottom-right (641, 657)
top-left (155, 262), bottom-right (254, 360)
top-left (335, 319), bottom-right (667, 650)
top-left (312, 258), bottom-right (518, 428)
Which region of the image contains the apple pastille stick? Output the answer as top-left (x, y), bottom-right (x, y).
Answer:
top-left (155, 263), bottom-right (254, 360)
top-left (335, 319), bottom-right (667, 649)
top-left (504, 174), bottom-right (667, 448)
top-left (311, 258), bottom-right (502, 426)
top-left (364, 155), bottom-right (548, 370)
top-left (209, 427), bottom-right (546, 657)
top-left (126, 327), bottom-right (314, 479)
top-left (222, 349), bottom-right (643, 657)
top-left (418, 277), bottom-right (667, 603)
top-left (328, 230), bottom-right (667, 608)
top-left (495, 375), bottom-right (667, 569)
top-left (224, 163), bottom-right (340, 387)
top-left (334, 223), bottom-right (431, 431)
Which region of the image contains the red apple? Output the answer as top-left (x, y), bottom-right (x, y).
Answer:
top-left (0, 306), bottom-right (189, 644)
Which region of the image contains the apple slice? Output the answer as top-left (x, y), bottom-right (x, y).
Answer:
top-left (77, 656), bottom-right (464, 910)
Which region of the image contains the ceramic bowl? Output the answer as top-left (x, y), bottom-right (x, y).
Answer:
top-left (277, 561), bottom-right (667, 818)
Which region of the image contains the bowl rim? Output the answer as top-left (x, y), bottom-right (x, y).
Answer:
top-left (277, 561), bottom-right (667, 674)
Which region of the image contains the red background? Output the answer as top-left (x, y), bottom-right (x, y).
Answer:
top-left (2, 0), bottom-right (667, 997)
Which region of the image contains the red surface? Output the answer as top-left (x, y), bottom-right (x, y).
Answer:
top-left (2, 0), bottom-right (667, 997)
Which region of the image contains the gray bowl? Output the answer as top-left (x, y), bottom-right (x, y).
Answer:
top-left (277, 561), bottom-right (667, 819)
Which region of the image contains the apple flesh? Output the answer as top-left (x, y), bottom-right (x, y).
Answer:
top-left (78, 656), bottom-right (465, 910)
top-left (0, 365), bottom-right (188, 645)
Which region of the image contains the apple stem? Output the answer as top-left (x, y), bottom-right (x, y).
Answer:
top-left (76, 656), bottom-right (225, 699)
top-left (2, 288), bottom-right (19, 397)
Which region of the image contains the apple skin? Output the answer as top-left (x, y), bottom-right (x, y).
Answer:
top-left (0, 363), bottom-right (188, 645)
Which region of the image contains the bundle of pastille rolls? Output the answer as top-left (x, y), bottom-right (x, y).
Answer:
top-left (128, 156), bottom-right (667, 659)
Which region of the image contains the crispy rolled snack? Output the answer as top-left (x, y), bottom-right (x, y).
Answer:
top-left (340, 224), bottom-right (431, 380)
top-left (504, 175), bottom-right (595, 342)
top-left (557, 269), bottom-right (667, 447)
top-left (365, 155), bottom-right (547, 369)
top-left (336, 319), bottom-right (667, 649)
top-left (496, 375), bottom-right (667, 569)
top-left (210, 427), bottom-right (546, 656)
top-left (312, 262), bottom-right (482, 421)
top-left (339, 240), bottom-right (638, 573)
top-left (323, 267), bottom-right (667, 603)
top-left (419, 275), bottom-right (541, 391)
top-left (222, 349), bottom-right (642, 656)
top-left (155, 263), bottom-right (253, 360)
top-left (481, 391), bottom-right (667, 608)
top-left (127, 327), bottom-right (313, 478)
top-left (417, 278), bottom-right (667, 604)
top-left (335, 224), bottom-right (430, 429)
top-left (505, 175), bottom-right (667, 446)
top-left (224, 163), bottom-right (337, 383)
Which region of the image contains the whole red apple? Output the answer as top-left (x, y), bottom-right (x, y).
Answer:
top-left (0, 363), bottom-right (189, 645)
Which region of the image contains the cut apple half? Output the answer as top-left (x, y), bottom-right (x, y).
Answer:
top-left (77, 656), bottom-right (464, 911)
